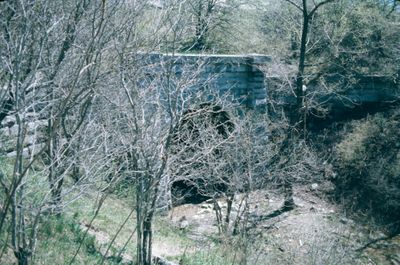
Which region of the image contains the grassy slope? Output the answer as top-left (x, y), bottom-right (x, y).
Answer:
top-left (2, 184), bottom-right (399, 265)
top-left (31, 190), bottom-right (195, 264)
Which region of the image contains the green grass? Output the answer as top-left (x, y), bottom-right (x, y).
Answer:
top-left (65, 190), bottom-right (197, 262)
top-left (29, 191), bottom-right (136, 264)
top-left (66, 190), bottom-right (137, 259)
top-left (34, 215), bottom-right (102, 265)
top-left (0, 154), bottom-right (240, 265)
top-left (154, 218), bottom-right (193, 245)
top-left (179, 243), bottom-right (246, 265)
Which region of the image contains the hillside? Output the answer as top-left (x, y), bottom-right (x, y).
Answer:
top-left (1, 1), bottom-right (399, 264)
top-left (2, 185), bottom-right (399, 265)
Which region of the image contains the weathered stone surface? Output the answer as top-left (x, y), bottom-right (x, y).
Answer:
top-left (143, 53), bottom-right (270, 108)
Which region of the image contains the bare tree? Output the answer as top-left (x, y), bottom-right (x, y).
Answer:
top-left (97, 56), bottom-right (213, 264)
top-left (161, 0), bottom-right (243, 52)
top-left (0, 1), bottom-right (127, 263)
top-left (257, 0), bottom-right (336, 211)
top-left (282, 0), bottom-right (335, 135)
top-left (168, 103), bottom-right (275, 239)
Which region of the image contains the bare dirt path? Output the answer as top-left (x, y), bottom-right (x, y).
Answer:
top-left (75, 185), bottom-right (400, 264)
top-left (165, 185), bottom-right (400, 264)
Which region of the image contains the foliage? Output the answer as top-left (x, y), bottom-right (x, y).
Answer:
top-left (33, 215), bottom-right (101, 265)
top-left (180, 249), bottom-right (231, 265)
top-left (1, 0), bottom-right (400, 263)
top-left (179, 237), bottom-right (256, 265)
top-left (260, 0), bottom-right (400, 90)
top-left (312, 0), bottom-right (400, 85)
top-left (333, 110), bottom-right (400, 232)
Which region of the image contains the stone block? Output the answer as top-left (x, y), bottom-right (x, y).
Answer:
top-left (248, 76), bottom-right (265, 82)
top-left (138, 52), bottom-right (271, 111)
top-left (250, 55), bottom-right (272, 65)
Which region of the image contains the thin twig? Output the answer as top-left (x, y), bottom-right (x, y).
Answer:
top-left (99, 207), bottom-right (136, 265)
top-left (68, 192), bottom-right (109, 265)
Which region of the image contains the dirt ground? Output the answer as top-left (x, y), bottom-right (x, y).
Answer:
top-left (73, 184), bottom-right (400, 264)
top-left (164, 184), bottom-right (400, 264)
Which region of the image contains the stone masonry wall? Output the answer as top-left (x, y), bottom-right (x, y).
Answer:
top-left (142, 53), bottom-right (271, 108)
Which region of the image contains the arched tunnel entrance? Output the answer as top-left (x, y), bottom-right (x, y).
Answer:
top-left (169, 103), bottom-right (234, 205)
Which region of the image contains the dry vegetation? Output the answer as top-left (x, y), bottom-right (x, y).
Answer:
top-left (1, 0), bottom-right (399, 264)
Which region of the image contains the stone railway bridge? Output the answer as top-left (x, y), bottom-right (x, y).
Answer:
top-left (139, 52), bottom-right (399, 118)
top-left (1, 52), bottom-right (398, 156)
top-left (139, 53), bottom-right (398, 206)
top-left (139, 53), bottom-right (271, 109)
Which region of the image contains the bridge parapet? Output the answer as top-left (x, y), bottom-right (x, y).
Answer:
top-left (139, 53), bottom-right (271, 108)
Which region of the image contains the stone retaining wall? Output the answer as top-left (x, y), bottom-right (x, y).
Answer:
top-left (141, 53), bottom-right (271, 108)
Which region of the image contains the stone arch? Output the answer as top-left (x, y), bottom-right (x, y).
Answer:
top-left (170, 103), bottom-right (234, 205)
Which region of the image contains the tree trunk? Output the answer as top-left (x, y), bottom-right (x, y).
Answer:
top-left (213, 199), bottom-right (224, 234)
top-left (136, 183), bottom-right (144, 265)
top-left (48, 116), bottom-right (63, 214)
top-left (281, 0), bottom-right (311, 210)
top-left (14, 248), bottom-right (30, 265)
top-left (282, 0), bottom-right (334, 209)
top-left (143, 217), bottom-right (153, 265)
top-left (283, 178), bottom-right (295, 211)
top-left (276, 136), bottom-right (296, 211)
top-left (136, 175), bottom-right (154, 265)
top-left (136, 208), bottom-right (154, 265)
top-left (194, 2), bottom-right (205, 50)
top-left (294, 1), bottom-right (309, 139)
top-left (224, 195), bottom-right (234, 227)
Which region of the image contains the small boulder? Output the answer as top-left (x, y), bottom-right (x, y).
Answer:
top-left (178, 216), bottom-right (189, 230)
top-left (197, 208), bottom-right (212, 215)
top-left (311, 183), bottom-right (319, 191)
top-left (200, 204), bottom-right (212, 209)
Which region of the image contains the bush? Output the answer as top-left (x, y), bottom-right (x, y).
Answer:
top-left (333, 110), bottom-right (400, 233)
